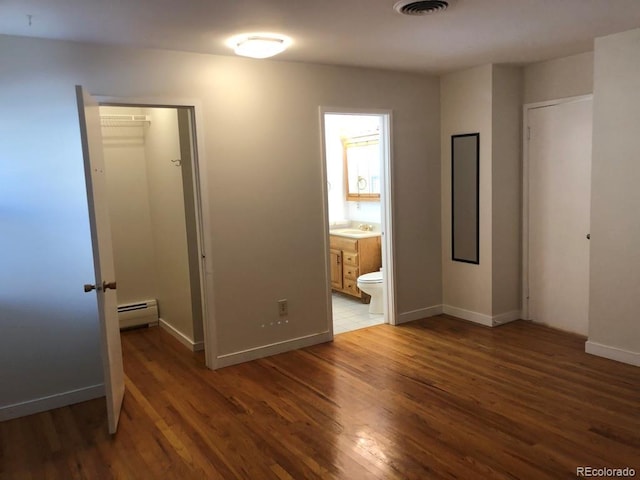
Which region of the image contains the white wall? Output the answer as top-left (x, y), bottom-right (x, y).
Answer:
top-left (101, 106), bottom-right (158, 305)
top-left (0, 40), bottom-right (103, 415)
top-left (522, 45), bottom-right (639, 365)
top-left (324, 118), bottom-right (347, 225)
top-left (102, 106), bottom-right (201, 344)
top-left (346, 201), bottom-right (381, 225)
top-left (587, 28), bottom-right (640, 365)
top-left (143, 107), bottom-right (197, 341)
top-left (441, 65), bottom-right (493, 316)
top-left (208, 57), bottom-right (441, 354)
top-left (491, 66), bottom-right (523, 316)
top-left (524, 52), bottom-right (594, 104)
top-left (0, 34), bottom-right (441, 416)
top-left (177, 109), bottom-right (204, 345)
top-left (441, 64), bottom-right (523, 322)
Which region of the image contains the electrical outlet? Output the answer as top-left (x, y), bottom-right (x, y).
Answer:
top-left (278, 299), bottom-right (288, 316)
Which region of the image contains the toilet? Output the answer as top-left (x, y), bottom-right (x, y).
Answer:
top-left (357, 270), bottom-right (384, 314)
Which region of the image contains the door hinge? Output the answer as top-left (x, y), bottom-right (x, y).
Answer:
top-left (527, 126), bottom-right (531, 141)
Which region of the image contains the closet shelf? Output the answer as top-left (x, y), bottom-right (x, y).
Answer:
top-left (100, 114), bottom-right (151, 127)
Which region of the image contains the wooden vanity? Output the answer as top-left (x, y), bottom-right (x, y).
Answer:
top-left (329, 234), bottom-right (381, 299)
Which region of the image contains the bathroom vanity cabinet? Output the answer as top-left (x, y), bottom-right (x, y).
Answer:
top-left (329, 235), bottom-right (382, 299)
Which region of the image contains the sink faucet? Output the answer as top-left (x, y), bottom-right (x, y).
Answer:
top-left (358, 224), bottom-right (373, 231)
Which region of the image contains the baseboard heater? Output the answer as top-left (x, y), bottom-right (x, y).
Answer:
top-left (117, 299), bottom-right (159, 329)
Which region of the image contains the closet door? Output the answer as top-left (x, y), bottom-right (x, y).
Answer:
top-left (76, 85), bottom-right (124, 434)
top-left (528, 98), bottom-right (592, 335)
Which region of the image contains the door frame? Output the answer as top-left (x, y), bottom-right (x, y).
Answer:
top-left (521, 94), bottom-right (593, 321)
top-left (97, 94), bottom-right (217, 368)
top-left (319, 107), bottom-right (397, 328)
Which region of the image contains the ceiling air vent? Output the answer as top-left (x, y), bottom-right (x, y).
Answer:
top-left (393, 0), bottom-right (450, 16)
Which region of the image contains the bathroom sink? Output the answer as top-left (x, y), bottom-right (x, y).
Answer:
top-left (330, 228), bottom-right (380, 239)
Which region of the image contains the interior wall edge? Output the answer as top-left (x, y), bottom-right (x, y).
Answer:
top-left (158, 319), bottom-right (199, 352)
top-left (0, 384), bottom-right (104, 422)
top-left (491, 309), bottom-right (522, 326)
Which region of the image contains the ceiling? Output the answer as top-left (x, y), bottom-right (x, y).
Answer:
top-left (2, 0), bottom-right (640, 74)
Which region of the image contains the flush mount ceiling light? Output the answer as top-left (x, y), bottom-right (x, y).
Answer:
top-left (225, 33), bottom-right (292, 59)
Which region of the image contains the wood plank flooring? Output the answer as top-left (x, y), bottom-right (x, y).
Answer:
top-left (2, 316), bottom-right (639, 479)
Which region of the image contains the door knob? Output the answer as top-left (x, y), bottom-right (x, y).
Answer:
top-left (586, 233), bottom-right (591, 240)
top-left (84, 281), bottom-right (116, 292)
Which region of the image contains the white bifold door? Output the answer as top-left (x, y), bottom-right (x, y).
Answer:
top-left (75, 85), bottom-right (124, 434)
top-left (527, 97), bottom-right (593, 335)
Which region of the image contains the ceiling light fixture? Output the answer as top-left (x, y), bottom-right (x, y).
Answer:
top-left (225, 33), bottom-right (292, 59)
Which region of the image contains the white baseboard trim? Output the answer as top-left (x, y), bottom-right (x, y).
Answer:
top-left (0, 384), bottom-right (104, 422)
top-left (443, 305), bottom-right (493, 326)
top-left (216, 331), bottom-right (333, 369)
top-left (442, 305), bottom-right (521, 327)
top-left (585, 340), bottom-right (640, 367)
top-left (397, 305), bottom-right (443, 324)
top-left (158, 318), bottom-right (201, 352)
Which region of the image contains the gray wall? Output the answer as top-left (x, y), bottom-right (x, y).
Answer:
top-left (440, 64), bottom-right (522, 321)
top-left (143, 107), bottom-right (198, 343)
top-left (441, 65), bottom-right (494, 316)
top-left (588, 28), bottom-right (640, 362)
top-left (524, 52), bottom-right (594, 104)
top-left (524, 44), bottom-right (640, 363)
top-left (0, 42), bottom-right (103, 414)
top-left (102, 106), bottom-right (202, 345)
top-left (491, 66), bottom-right (523, 316)
top-left (7, 29), bottom-right (634, 420)
top-left (101, 106), bottom-right (158, 306)
top-left (0, 34), bottom-right (441, 416)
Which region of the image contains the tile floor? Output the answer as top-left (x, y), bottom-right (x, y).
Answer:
top-left (332, 292), bottom-right (385, 334)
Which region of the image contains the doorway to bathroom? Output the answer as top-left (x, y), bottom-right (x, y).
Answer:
top-left (321, 109), bottom-right (395, 334)
top-left (98, 104), bottom-right (206, 358)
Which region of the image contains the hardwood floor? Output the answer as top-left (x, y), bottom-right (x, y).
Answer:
top-left (2, 316), bottom-right (639, 479)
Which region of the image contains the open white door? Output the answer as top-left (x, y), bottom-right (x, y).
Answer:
top-left (75, 85), bottom-right (124, 434)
